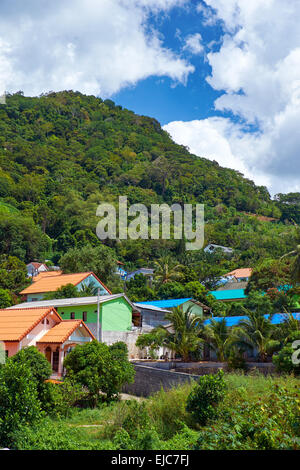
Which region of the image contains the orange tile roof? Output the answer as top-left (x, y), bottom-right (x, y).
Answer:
top-left (224, 268), bottom-right (253, 278)
top-left (0, 307), bottom-right (61, 342)
top-left (20, 272), bottom-right (111, 295)
top-left (33, 271), bottom-right (63, 282)
top-left (37, 320), bottom-right (95, 344)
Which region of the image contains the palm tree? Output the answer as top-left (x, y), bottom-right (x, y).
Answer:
top-left (160, 306), bottom-right (204, 362)
top-left (154, 255), bottom-right (184, 284)
top-left (79, 281), bottom-right (99, 296)
top-left (230, 310), bottom-right (275, 362)
top-left (204, 318), bottom-right (232, 362)
top-left (281, 244), bottom-right (300, 284)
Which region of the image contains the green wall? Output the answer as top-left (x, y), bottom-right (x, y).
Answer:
top-left (56, 297), bottom-right (132, 332)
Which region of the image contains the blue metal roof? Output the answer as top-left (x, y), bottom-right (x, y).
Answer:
top-left (209, 289), bottom-right (247, 301)
top-left (204, 312), bottom-right (300, 327)
top-left (137, 298), bottom-right (193, 309)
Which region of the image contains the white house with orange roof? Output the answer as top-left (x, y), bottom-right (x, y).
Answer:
top-left (0, 307), bottom-right (95, 377)
top-left (223, 268), bottom-right (253, 282)
top-left (20, 271), bottom-right (112, 302)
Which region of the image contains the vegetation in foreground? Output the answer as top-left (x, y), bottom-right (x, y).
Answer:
top-left (1, 352), bottom-right (299, 450)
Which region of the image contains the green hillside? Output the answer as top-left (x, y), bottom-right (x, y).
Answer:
top-left (0, 91), bottom-right (299, 285)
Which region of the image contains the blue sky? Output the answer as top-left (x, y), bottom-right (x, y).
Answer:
top-left (0, 0), bottom-right (299, 195)
top-left (113, 2), bottom-right (225, 125)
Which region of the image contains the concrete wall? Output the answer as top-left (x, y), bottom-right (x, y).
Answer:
top-left (86, 325), bottom-right (142, 359)
top-left (123, 364), bottom-right (199, 397)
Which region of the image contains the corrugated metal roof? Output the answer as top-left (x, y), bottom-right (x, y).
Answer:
top-left (137, 298), bottom-right (193, 308)
top-left (134, 303), bottom-right (170, 313)
top-left (8, 293), bottom-right (137, 310)
top-left (204, 312), bottom-right (300, 327)
top-left (209, 289), bottom-right (247, 300)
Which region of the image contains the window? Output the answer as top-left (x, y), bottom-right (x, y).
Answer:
top-left (83, 311), bottom-right (87, 322)
top-left (70, 312), bottom-right (75, 320)
top-left (60, 311), bottom-right (64, 316)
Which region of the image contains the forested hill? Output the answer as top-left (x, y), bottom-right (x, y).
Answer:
top-left (0, 91), bottom-right (298, 267)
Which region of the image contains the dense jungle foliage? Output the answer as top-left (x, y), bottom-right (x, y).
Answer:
top-left (0, 91), bottom-right (299, 306)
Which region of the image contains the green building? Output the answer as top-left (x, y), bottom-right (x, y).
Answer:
top-left (9, 294), bottom-right (139, 340)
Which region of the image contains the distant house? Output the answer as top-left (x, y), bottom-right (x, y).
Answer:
top-left (126, 268), bottom-right (154, 282)
top-left (204, 244), bottom-right (234, 255)
top-left (223, 268), bottom-right (252, 282)
top-left (216, 281), bottom-right (249, 292)
top-left (26, 262), bottom-right (49, 277)
top-left (0, 307), bottom-right (95, 377)
top-left (137, 298), bottom-right (211, 317)
top-left (19, 271), bottom-right (112, 302)
top-left (115, 261), bottom-right (127, 280)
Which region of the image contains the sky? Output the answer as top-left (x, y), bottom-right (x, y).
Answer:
top-left (0, 0), bottom-right (300, 196)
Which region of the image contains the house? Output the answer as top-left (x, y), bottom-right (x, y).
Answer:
top-left (137, 298), bottom-right (211, 317)
top-left (204, 244), bottom-right (234, 255)
top-left (19, 271), bottom-right (112, 302)
top-left (126, 268), bottom-right (154, 282)
top-left (0, 307), bottom-right (95, 376)
top-left (223, 268), bottom-right (252, 282)
top-left (9, 294), bottom-right (142, 358)
top-left (115, 261), bottom-right (127, 280)
top-left (26, 262), bottom-right (49, 278)
top-left (216, 281), bottom-right (249, 292)
top-left (133, 303), bottom-right (171, 329)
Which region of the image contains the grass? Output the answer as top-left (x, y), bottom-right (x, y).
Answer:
top-left (11, 372), bottom-right (300, 450)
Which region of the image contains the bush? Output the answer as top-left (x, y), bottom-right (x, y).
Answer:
top-left (194, 383), bottom-right (300, 450)
top-left (186, 371), bottom-right (227, 425)
top-left (227, 348), bottom-right (248, 372)
top-left (9, 346), bottom-right (52, 382)
top-left (273, 331), bottom-right (300, 375)
top-left (40, 379), bottom-right (88, 417)
top-left (63, 340), bottom-right (135, 405)
top-left (0, 361), bottom-right (42, 447)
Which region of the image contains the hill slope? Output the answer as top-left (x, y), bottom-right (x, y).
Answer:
top-left (0, 91), bottom-right (297, 267)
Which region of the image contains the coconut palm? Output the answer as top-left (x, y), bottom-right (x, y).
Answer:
top-left (204, 318), bottom-right (232, 362)
top-left (281, 244), bottom-right (300, 284)
top-left (153, 255), bottom-right (184, 284)
top-left (160, 306), bottom-right (204, 362)
top-left (230, 310), bottom-right (276, 362)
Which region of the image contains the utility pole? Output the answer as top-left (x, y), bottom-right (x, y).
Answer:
top-left (96, 288), bottom-right (101, 342)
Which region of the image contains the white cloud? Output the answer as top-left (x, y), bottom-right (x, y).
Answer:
top-left (165, 0), bottom-right (300, 195)
top-left (0, 0), bottom-right (193, 97)
top-left (183, 33), bottom-right (204, 55)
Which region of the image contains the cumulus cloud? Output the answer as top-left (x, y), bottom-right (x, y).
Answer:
top-left (166, 0), bottom-right (300, 195)
top-left (0, 0), bottom-right (193, 97)
top-left (183, 33), bottom-right (204, 55)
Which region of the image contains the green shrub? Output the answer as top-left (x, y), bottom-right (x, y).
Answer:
top-left (186, 371), bottom-right (227, 425)
top-left (147, 383), bottom-right (194, 439)
top-left (63, 340), bottom-right (135, 405)
top-left (273, 333), bottom-right (300, 375)
top-left (40, 378), bottom-right (88, 417)
top-left (0, 361), bottom-right (42, 447)
top-left (194, 383), bottom-right (300, 450)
